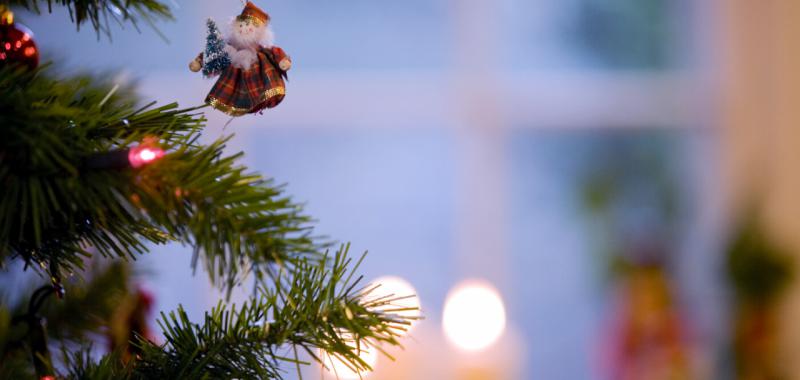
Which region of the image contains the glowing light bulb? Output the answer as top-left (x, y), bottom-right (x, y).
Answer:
top-left (128, 146), bottom-right (164, 168)
top-left (320, 339), bottom-right (378, 379)
top-left (1, 9), bottom-right (13, 25)
top-left (442, 280), bottom-right (506, 352)
top-left (367, 276), bottom-right (420, 336)
top-left (139, 149), bottom-right (157, 161)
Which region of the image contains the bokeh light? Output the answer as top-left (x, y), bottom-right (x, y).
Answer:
top-left (320, 340), bottom-right (378, 380)
top-left (442, 280), bottom-right (506, 352)
top-left (368, 276), bottom-right (421, 336)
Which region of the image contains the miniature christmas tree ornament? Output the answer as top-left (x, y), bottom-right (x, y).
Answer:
top-left (190, 1), bottom-right (291, 116)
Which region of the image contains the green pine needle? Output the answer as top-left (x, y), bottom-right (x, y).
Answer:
top-left (0, 65), bottom-right (322, 292)
top-left (62, 247), bottom-right (417, 380)
top-left (3, 0), bottom-right (173, 39)
top-left (0, 4), bottom-right (418, 378)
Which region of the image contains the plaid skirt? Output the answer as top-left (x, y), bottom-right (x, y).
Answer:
top-left (205, 51), bottom-right (286, 117)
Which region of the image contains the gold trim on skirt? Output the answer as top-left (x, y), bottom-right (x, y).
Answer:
top-left (207, 87), bottom-right (285, 117)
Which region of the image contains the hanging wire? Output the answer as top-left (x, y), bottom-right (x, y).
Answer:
top-left (223, 116), bottom-right (235, 131)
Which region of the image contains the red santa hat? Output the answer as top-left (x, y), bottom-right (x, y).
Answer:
top-left (237, 1), bottom-right (270, 26)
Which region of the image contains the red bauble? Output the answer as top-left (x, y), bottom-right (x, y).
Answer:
top-left (0, 10), bottom-right (38, 70)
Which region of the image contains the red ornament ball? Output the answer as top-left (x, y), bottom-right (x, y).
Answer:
top-left (0, 10), bottom-right (38, 70)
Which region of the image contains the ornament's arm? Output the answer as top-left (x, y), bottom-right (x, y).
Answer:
top-left (189, 52), bottom-right (203, 72)
top-left (271, 46), bottom-right (292, 71)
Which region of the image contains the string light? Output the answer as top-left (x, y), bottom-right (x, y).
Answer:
top-left (84, 145), bottom-right (165, 170)
top-left (128, 146), bottom-right (165, 168)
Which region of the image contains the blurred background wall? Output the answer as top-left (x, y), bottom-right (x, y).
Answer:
top-left (722, 1), bottom-right (800, 378)
top-left (13, 0), bottom-right (800, 378)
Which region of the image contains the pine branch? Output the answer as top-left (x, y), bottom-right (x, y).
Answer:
top-left (0, 65), bottom-right (203, 275)
top-left (3, 0), bottom-right (173, 38)
top-left (65, 349), bottom-right (131, 380)
top-left (66, 246), bottom-right (416, 380)
top-left (41, 260), bottom-right (132, 342)
top-left (0, 304), bottom-right (35, 379)
top-left (0, 260), bottom-right (135, 379)
top-left (1, 2), bottom-right (419, 379)
top-left (131, 136), bottom-right (321, 292)
top-left (1, 65), bottom-right (323, 292)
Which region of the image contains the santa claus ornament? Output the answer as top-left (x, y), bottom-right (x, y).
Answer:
top-left (190, 1), bottom-right (291, 117)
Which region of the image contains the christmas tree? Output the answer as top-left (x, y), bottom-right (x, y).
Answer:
top-left (0, 1), bottom-right (414, 379)
top-left (202, 18), bottom-right (230, 77)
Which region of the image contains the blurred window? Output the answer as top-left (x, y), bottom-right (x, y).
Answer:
top-left (505, 0), bottom-right (684, 69)
top-left (274, 0), bottom-right (451, 69)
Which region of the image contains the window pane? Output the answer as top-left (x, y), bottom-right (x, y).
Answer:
top-left (505, 0), bottom-right (683, 69)
top-left (509, 128), bottom-right (721, 378)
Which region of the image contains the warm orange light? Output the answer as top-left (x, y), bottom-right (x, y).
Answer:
top-left (0, 7), bottom-right (13, 25)
top-left (23, 47), bottom-right (35, 57)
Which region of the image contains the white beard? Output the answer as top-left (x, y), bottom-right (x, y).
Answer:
top-left (225, 21), bottom-right (275, 69)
